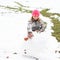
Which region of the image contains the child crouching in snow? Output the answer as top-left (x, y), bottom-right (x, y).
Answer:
top-left (23, 10), bottom-right (58, 60)
top-left (23, 10), bottom-right (47, 60)
top-left (27, 10), bottom-right (46, 39)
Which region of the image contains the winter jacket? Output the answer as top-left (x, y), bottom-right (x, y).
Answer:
top-left (27, 19), bottom-right (47, 33)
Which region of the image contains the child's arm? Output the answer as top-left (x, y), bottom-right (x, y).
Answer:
top-left (24, 21), bottom-right (34, 41)
top-left (27, 21), bottom-right (34, 38)
top-left (40, 20), bottom-right (47, 32)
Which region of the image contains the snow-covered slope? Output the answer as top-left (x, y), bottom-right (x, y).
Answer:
top-left (0, 12), bottom-right (59, 60)
top-left (0, 0), bottom-right (60, 60)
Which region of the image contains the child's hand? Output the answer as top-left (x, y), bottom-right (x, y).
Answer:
top-left (24, 32), bottom-right (33, 41)
top-left (28, 32), bottom-right (34, 39)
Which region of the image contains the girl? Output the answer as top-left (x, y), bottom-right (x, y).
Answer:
top-left (23, 10), bottom-right (58, 60)
top-left (27, 10), bottom-right (46, 39)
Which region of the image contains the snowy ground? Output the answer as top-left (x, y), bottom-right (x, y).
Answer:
top-left (0, 0), bottom-right (60, 60)
top-left (0, 12), bottom-right (59, 60)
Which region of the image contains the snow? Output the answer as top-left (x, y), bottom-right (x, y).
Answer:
top-left (0, 0), bottom-right (60, 60)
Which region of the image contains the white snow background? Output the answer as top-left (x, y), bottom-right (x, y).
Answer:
top-left (0, 0), bottom-right (60, 60)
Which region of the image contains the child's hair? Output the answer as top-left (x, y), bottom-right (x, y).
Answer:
top-left (30, 16), bottom-right (41, 23)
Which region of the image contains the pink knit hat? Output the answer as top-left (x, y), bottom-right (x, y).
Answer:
top-left (32, 10), bottom-right (40, 17)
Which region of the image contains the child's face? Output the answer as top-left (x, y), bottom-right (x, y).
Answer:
top-left (33, 16), bottom-right (39, 20)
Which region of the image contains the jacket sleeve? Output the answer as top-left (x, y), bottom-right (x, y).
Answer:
top-left (40, 20), bottom-right (47, 32)
top-left (27, 21), bottom-right (32, 33)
